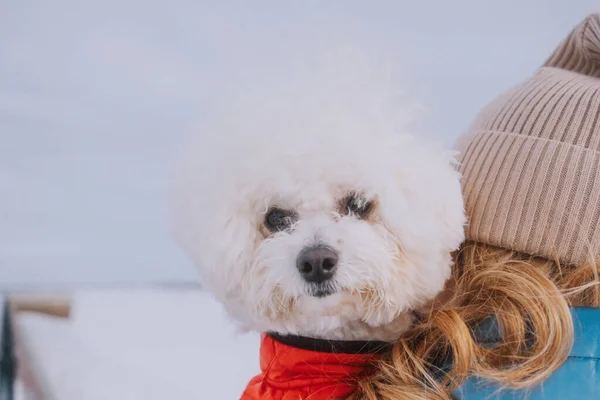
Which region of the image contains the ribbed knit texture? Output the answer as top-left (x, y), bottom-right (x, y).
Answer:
top-left (456, 14), bottom-right (600, 266)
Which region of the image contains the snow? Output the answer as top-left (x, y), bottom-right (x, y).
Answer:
top-left (15, 289), bottom-right (260, 400)
top-left (16, 313), bottom-right (196, 400)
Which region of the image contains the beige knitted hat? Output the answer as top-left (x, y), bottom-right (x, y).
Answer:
top-left (456, 13), bottom-right (600, 266)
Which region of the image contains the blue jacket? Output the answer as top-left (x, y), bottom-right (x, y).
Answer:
top-left (456, 307), bottom-right (600, 399)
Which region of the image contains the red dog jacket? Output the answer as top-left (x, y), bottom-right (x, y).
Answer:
top-left (241, 333), bottom-right (389, 400)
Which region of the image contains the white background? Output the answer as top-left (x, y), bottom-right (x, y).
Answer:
top-left (1, 1), bottom-right (598, 288)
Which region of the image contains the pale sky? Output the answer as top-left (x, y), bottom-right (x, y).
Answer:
top-left (0, 1), bottom-right (597, 289)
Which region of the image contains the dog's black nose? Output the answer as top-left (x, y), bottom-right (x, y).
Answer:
top-left (296, 246), bottom-right (338, 284)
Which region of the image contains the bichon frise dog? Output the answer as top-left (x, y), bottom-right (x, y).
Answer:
top-left (170, 54), bottom-right (465, 344)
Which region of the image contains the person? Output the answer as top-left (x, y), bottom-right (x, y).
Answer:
top-left (353, 13), bottom-right (600, 400)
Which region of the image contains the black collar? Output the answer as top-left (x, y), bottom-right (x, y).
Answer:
top-left (268, 332), bottom-right (392, 354)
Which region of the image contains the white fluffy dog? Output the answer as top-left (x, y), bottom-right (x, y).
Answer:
top-left (171, 54), bottom-right (465, 342)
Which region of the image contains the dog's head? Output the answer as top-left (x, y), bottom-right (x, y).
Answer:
top-left (171, 55), bottom-right (465, 340)
top-left (172, 121), bottom-right (464, 340)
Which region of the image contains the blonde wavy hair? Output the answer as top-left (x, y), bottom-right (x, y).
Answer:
top-left (352, 240), bottom-right (600, 400)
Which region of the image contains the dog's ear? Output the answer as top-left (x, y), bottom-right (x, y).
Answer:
top-left (168, 133), bottom-right (264, 290)
top-left (414, 276), bottom-right (457, 316)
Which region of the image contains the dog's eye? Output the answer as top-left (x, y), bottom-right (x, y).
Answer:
top-left (265, 208), bottom-right (296, 232)
top-left (342, 194), bottom-right (374, 219)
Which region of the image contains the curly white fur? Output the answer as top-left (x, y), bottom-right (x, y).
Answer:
top-left (170, 50), bottom-right (465, 341)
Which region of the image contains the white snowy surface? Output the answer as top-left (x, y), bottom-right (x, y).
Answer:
top-left (15, 289), bottom-right (260, 400)
top-left (16, 314), bottom-right (196, 400)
